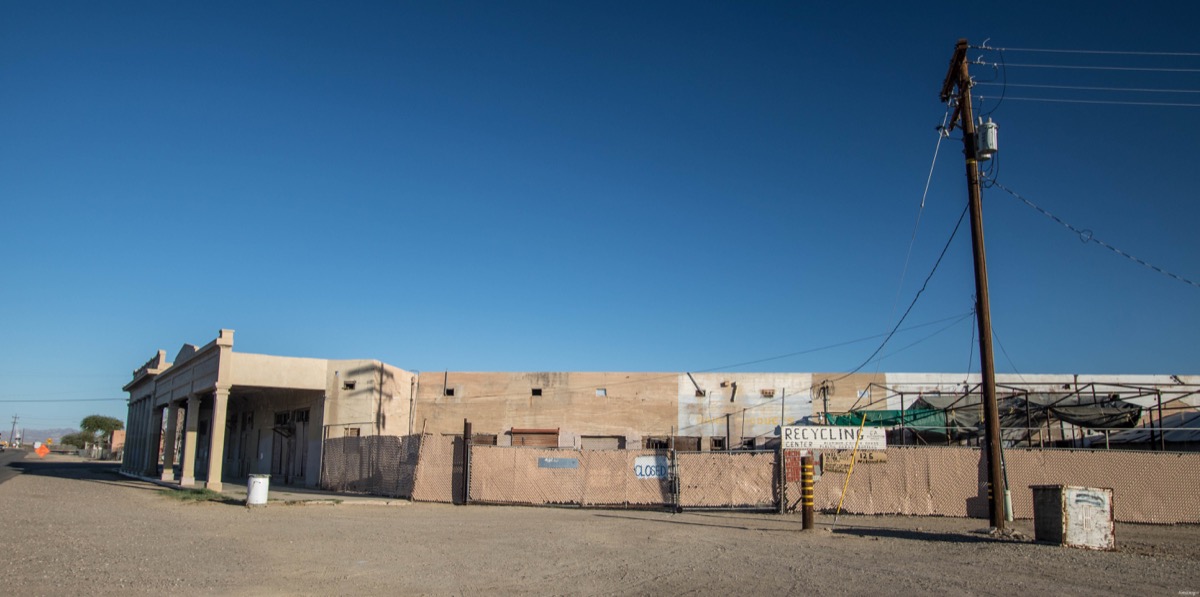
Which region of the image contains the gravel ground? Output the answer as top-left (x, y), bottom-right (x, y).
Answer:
top-left (1, 452), bottom-right (1197, 596)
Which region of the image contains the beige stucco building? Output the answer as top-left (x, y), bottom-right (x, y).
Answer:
top-left (121, 330), bottom-right (413, 490)
top-left (120, 329), bottom-right (1199, 490)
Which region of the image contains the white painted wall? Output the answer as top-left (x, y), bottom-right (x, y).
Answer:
top-left (678, 373), bottom-right (813, 439)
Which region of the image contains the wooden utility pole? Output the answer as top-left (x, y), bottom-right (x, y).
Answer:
top-left (941, 38), bottom-right (1006, 530)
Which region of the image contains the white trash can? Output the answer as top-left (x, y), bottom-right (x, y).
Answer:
top-left (247, 474), bottom-right (270, 507)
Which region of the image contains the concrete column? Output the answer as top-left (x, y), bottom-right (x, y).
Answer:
top-left (133, 401), bottom-right (145, 473)
top-left (145, 406), bottom-right (164, 477)
top-left (205, 388), bottom-right (230, 492)
top-left (133, 402), bottom-right (143, 473)
top-left (141, 401), bottom-right (151, 473)
top-left (180, 394), bottom-right (201, 487)
top-left (127, 402), bottom-right (138, 473)
top-left (121, 401), bottom-right (135, 474)
top-left (161, 401), bottom-right (180, 482)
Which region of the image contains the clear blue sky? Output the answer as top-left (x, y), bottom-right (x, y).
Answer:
top-left (2, 1), bottom-right (1197, 431)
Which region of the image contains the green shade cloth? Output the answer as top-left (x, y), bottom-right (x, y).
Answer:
top-left (826, 409), bottom-right (946, 431)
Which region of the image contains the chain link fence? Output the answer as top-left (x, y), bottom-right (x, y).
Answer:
top-left (411, 434), bottom-right (464, 503)
top-left (804, 445), bottom-right (1200, 524)
top-left (320, 431), bottom-right (421, 497)
top-left (466, 445), bottom-right (777, 510)
top-left (675, 451), bottom-right (777, 510)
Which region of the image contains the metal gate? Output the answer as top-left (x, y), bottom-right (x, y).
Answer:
top-left (271, 409), bottom-right (310, 485)
top-left (675, 450), bottom-right (778, 510)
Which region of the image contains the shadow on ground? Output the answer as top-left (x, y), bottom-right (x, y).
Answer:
top-left (592, 512), bottom-right (801, 533)
top-left (829, 524), bottom-right (1003, 544)
top-left (592, 510), bottom-right (1014, 545)
top-left (10, 459), bottom-right (124, 482)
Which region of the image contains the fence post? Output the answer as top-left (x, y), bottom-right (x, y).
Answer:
top-left (670, 447), bottom-right (681, 512)
top-left (318, 424), bottom-right (328, 489)
top-left (462, 418), bottom-right (472, 505)
top-left (777, 445), bottom-right (786, 514)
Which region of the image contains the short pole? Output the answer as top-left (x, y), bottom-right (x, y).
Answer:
top-left (777, 446), bottom-right (786, 515)
top-left (802, 454), bottom-right (814, 530)
top-left (462, 418), bottom-right (472, 505)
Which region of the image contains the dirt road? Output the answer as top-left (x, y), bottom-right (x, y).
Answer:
top-left (1, 453), bottom-right (1197, 596)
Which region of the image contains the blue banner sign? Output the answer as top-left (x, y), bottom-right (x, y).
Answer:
top-left (538, 457), bottom-right (579, 469)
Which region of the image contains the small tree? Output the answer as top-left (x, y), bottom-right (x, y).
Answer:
top-left (60, 432), bottom-right (91, 450)
top-left (79, 415), bottom-right (124, 449)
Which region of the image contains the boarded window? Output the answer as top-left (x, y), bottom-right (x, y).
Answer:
top-left (471, 433), bottom-right (497, 446)
top-left (344, 427), bottom-right (360, 437)
top-left (511, 428), bottom-right (558, 447)
top-left (761, 388), bottom-right (776, 398)
top-left (644, 436), bottom-right (669, 450)
top-left (673, 436), bottom-right (701, 451)
top-left (581, 435), bottom-right (625, 450)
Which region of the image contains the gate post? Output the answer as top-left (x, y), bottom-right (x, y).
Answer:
top-left (670, 447), bottom-right (681, 512)
top-left (462, 419), bottom-right (472, 505)
top-left (802, 454), bottom-right (815, 530)
top-left (777, 445), bottom-right (786, 514)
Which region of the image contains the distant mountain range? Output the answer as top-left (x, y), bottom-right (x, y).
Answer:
top-left (7, 428), bottom-right (76, 445)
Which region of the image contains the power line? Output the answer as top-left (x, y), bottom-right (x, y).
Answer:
top-left (963, 306), bottom-right (976, 383)
top-left (991, 181), bottom-right (1200, 289)
top-left (734, 312), bottom-right (975, 441)
top-left (979, 48), bottom-right (1006, 118)
top-left (830, 204), bottom-right (971, 383)
top-left (978, 96), bottom-right (1200, 108)
top-left (871, 311), bottom-right (975, 365)
top-left (0, 398), bottom-right (126, 403)
top-left (5, 417), bottom-right (82, 424)
top-left (877, 109), bottom-right (951, 382)
top-left (425, 311), bottom-right (976, 403)
top-left (11, 313), bottom-right (979, 408)
top-left (870, 110), bottom-right (954, 389)
top-left (978, 46), bottom-right (1200, 58)
top-left (977, 60), bottom-right (1200, 73)
top-left (698, 311), bottom-right (975, 373)
top-left (0, 389), bottom-right (129, 398)
top-left (992, 327), bottom-right (1027, 384)
top-left (976, 82), bottom-right (1200, 95)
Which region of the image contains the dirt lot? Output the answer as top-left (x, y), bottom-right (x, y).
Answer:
top-left (1, 453), bottom-right (1197, 596)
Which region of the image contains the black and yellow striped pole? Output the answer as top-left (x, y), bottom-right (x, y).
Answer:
top-left (801, 454), bottom-right (814, 530)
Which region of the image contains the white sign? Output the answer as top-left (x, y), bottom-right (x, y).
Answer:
top-left (633, 455), bottom-right (669, 479)
top-left (782, 426), bottom-right (887, 450)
